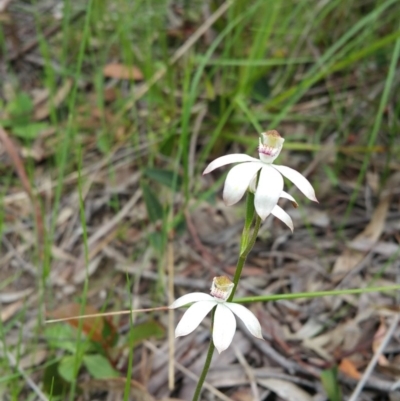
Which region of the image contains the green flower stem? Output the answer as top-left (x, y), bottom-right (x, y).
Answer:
top-left (192, 192), bottom-right (261, 401)
top-left (240, 191), bottom-right (256, 253)
top-left (229, 214), bottom-right (262, 302)
top-left (234, 284), bottom-right (400, 303)
top-left (191, 310), bottom-right (216, 401)
top-left (233, 191), bottom-right (260, 300)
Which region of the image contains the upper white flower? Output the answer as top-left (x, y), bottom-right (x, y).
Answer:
top-left (203, 130), bottom-right (318, 230)
top-left (169, 276), bottom-right (263, 354)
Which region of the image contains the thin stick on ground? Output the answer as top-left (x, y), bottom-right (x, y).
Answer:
top-left (45, 306), bottom-right (169, 323)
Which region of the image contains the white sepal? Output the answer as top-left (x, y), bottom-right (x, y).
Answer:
top-left (254, 165), bottom-right (284, 220)
top-left (280, 191), bottom-right (298, 208)
top-left (203, 154), bottom-right (259, 175)
top-left (223, 162), bottom-right (263, 206)
top-left (271, 205), bottom-right (294, 232)
top-left (175, 301), bottom-right (216, 337)
top-left (169, 293), bottom-right (214, 309)
top-left (225, 302), bottom-right (263, 339)
top-left (213, 304), bottom-right (236, 354)
top-left (272, 165), bottom-right (317, 202)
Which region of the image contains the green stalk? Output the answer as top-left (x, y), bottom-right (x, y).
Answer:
top-left (234, 284), bottom-right (400, 303)
top-left (239, 191), bottom-right (256, 253)
top-left (230, 215), bottom-right (261, 301)
top-left (192, 192), bottom-right (261, 400)
top-left (191, 312), bottom-right (215, 401)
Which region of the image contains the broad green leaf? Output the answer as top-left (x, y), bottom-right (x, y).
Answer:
top-left (96, 134), bottom-right (111, 154)
top-left (12, 122), bottom-right (48, 139)
top-left (141, 182), bottom-right (164, 223)
top-left (321, 366), bottom-right (342, 401)
top-left (6, 92), bottom-right (33, 124)
top-left (130, 320), bottom-right (165, 346)
top-left (148, 231), bottom-right (165, 251)
top-left (42, 361), bottom-right (70, 396)
top-left (83, 354), bottom-right (119, 379)
top-left (144, 168), bottom-right (182, 190)
top-left (159, 134), bottom-right (177, 157)
top-left (58, 356), bottom-right (80, 383)
top-left (45, 324), bottom-right (80, 354)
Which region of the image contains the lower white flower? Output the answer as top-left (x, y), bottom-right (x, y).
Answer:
top-left (169, 277), bottom-right (263, 353)
top-left (203, 130), bottom-right (318, 229)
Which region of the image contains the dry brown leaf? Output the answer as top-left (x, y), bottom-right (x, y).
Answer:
top-left (1, 299), bottom-right (24, 322)
top-left (301, 320), bottom-right (361, 361)
top-left (103, 63), bottom-right (143, 81)
top-left (348, 240), bottom-right (399, 256)
top-left (305, 209), bottom-right (330, 227)
top-left (332, 196), bottom-right (390, 277)
top-left (21, 144), bottom-right (46, 161)
top-left (0, 288), bottom-right (33, 303)
top-left (73, 254), bottom-right (103, 284)
top-left (285, 318), bottom-right (324, 340)
top-left (34, 79), bottom-right (73, 120)
top-left (158, 399), bottom-right (186, 401)
top-left (104, 87), bottom-right (117, 102)
top-left (51, 245), bottom-right (77, 263)
top-left (56, 206), bottom-right (74, 226)
top-left (378, 354), bottom-right (400, 379)
top-left (367, 172), bottom-right (379, 194)
top-left (230, 388), bottom-right (254, 401)
top-left (373, 318), bottom-right (390, 366)
top-left (258, 379), bottom-right (313, 401)
top-left (19, 347), bottom-right (48, 369)
top-left (339, 358), bottom-right (361, 379)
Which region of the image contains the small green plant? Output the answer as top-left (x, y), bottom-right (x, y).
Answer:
top-left (43, 312), bottom-right (119, 396)
top-left (43, 304), bottom-right (164, 396)
top-left (0, 92), bottom-right (49, 140)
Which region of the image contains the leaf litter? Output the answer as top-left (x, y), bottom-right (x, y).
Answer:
top-left (1, 1), bottom-right (400, 400)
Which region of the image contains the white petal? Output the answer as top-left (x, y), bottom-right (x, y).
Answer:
top-left (175, 301), bottom-right (216, 337)
top-left (271, 205), bottom-right (294, 232)
top-left (280, 191), bottom-right (298, 208)
top-left (169, 293), bottom-right (214, 309)
top-left (203, 154), bottom-right (259, 175)
top-left (223, 162), bottom-right (263, 206)
top-left (225, 303), bottom-right (263, 339)
top-left (254, 165), bottom-right (284, 220)
top-left (272, 165), bottom-right (317, 202)
top-left (213, 304), bottom-right (236, 353)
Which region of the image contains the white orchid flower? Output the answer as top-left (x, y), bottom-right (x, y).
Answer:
top-left (169, 276), bottom-right (263, 354)
top-left (203, 130), bottom-right (318, 230)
